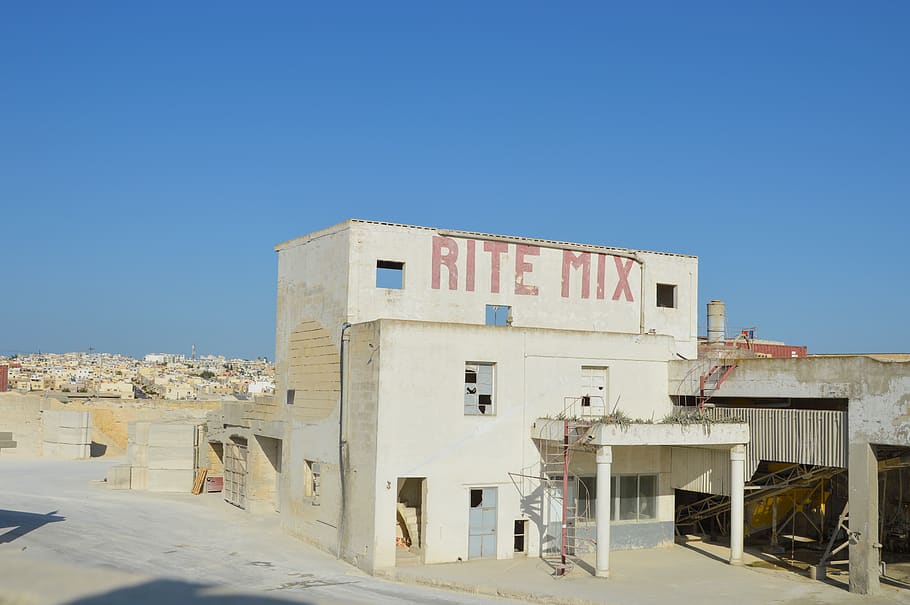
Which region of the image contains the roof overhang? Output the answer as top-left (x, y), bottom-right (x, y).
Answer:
top-left (533, 418), bottom-right (750, 447)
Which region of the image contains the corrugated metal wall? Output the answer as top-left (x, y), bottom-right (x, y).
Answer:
top-left (670, 408), bottom-right (846, 497)
top-left (708, 407), bottom-right (846, 473)
top-left (670, 446), bottom-right (733, 496)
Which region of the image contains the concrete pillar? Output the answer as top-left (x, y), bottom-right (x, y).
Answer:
top-left (595, 445), bottom-right (612, 578)
top-left (729, 444), bottom-right (746, 565)
top-left (848, 442), bottom-right (880, 595)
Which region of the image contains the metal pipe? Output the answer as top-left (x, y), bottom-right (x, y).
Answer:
top-left (336, 321), bottom-right (352, 559)
top-left (561, 419), bottom-right (569, 576)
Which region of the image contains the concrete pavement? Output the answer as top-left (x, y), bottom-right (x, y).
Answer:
top-left (2, 457), bottom-right (910, 605)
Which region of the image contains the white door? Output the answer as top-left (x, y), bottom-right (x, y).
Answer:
top-left (468, 487), bottom-right (497, 558)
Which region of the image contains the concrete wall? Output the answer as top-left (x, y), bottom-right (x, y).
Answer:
top-left (367, 319), bottom-right (679, 568)
top-left (274, 224), bottom-right (350, 404)
top-left (50, 398), bottom-right (218, 455)
top-left (127, 421), bottom-right (198, 492)
top-left (248, 435), bottom-right (282, 514)
top-left (42, 410), bottom-right (91, 459)
top-left (0, 392), bottom-right (45, 456)
top-left (1, 392), bottom-right (218, 458)
top-left (569, 446), bottom-right (675, 551)
top-left (347, 221), bottom-right (698, 358)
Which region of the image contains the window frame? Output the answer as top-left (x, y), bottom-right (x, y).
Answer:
top-left (656, 283), bottom-right (677, 308)
top-left (376, 260), bottom-right (405, 289)
top-left (464, 361), bottom-right (496, 416)
top-left (485, 304), bottom-right (511, 326)
top-left (611, 473), bottom-right (658, 523)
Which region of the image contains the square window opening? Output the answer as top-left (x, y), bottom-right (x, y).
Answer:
top-left (376, 260), bottom-right (404, 289)
top-left (485, 305), bottom-right (512, 326)
top-left (656, 283), bottom-right (677, 308)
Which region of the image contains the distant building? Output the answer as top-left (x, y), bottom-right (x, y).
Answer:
top-left (698, 332), bottom-right (808, 359)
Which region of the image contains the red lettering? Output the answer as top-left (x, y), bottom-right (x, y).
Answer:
top-left (561, 251), bottom-right (591, 298)
top-left (466, 240), bottom-right (476, 292)
top-left (596, 254), bottom-right (607, 300)
top-left (612, 256), bottom-right (634, 301)
top-left (431, 236), bottom-right (458, 290)
top-left (514, 245), bottom-right (539, 296)
top-left (483, 242), bottom-right (509, 294)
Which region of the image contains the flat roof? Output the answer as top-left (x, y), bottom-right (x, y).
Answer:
top-left (276, 218), bottom-right (697, 259)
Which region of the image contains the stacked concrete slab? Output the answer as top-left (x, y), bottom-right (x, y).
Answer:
top-left (42, 410), bottom-right (91, 459)
top-left (126, 420), bottom-right (197, 492)
top-left (0, 393), bottom-right (45, 456)
top-left (107, 464), bottom-right (131, 489)
top-left (127, 421), bottom-right (150, 489)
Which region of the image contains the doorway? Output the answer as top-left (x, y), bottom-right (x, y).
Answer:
top-left (396, 478), bottom-right (426, 565)
top-left (224, 436), bottom-right (248, 509)
top-left (469, 487), bottom-right (498, 559)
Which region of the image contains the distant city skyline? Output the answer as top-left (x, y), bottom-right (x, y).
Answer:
top-left (2, 3), bottom-right (908, 357)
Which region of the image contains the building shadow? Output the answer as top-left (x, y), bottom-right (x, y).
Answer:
top-left (0, 509), bottom-right (65, 543)
top-left (677, 539), bottom-right (729, 565)
top-left (63, 579), bottom-right (318, 605)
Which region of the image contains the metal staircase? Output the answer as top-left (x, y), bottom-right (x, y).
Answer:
top-left (698, 363), bottom-right (736, 408)
top-left (539, 398), bottom-right (601, 576)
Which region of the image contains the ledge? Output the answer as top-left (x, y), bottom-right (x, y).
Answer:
top-left (533, 418), bottom-right (750, 447)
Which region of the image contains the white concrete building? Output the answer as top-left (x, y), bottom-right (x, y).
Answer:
top-left (227, 220), bottom-right (749, 577)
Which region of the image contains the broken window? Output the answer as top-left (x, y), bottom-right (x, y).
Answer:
top-left (612, 474), bottom-right (657, 521)
top-left (580, 366), bottom-right (608, 412)
top-left (464, 362), bottom-right (495, 415)
top-left (656, 283), bottom-right (677, 308)
top-left (485, 305), bottom-right (511, 326)
top-left (376, 260), bottom-right (404, 289)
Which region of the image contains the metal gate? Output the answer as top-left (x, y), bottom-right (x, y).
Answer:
top-left (224, 437), bottom-right (248, 509)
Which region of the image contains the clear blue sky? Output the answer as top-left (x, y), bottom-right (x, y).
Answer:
top-left (2, 2), bottom-right (907, 359)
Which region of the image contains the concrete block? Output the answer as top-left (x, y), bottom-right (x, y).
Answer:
top-left (107, 464), bottom-right (131, 489)
top-left (134, 421), bottom-right (151, 446)
top-left (43, 425), bottom-right (91, 445)
top-left (148, 423), bottom-right (196, 448)
top-left (131, 466), bottom-right (148, 490)
top-left (147, 469), bottom-right (194, 493)
top-left (44, 410), bottom-right (90, 428)
top-left (147, 446), bottom-right (196, 470)
top-left (43, 442), bottom-right (90, 459)
top-left (127, 443), bottom-right (148, 467)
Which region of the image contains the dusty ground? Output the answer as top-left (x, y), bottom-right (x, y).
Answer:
top-left (0, 457), bottom-right (513, 605)
top-left (2, 457), bottom-right (909, 605)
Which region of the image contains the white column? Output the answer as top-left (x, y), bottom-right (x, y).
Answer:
top-left (595, 445), bottom-right (613, 578)
top-left (730, 444), bottom-right (746, 565)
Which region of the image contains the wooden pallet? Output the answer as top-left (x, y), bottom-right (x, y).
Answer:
top-left (192, 468), bottom-right (209, 495)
